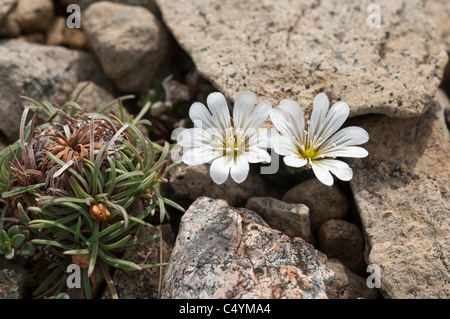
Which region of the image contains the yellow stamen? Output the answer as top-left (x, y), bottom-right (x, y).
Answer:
top-left (304, 148), bottom-right (316, 159)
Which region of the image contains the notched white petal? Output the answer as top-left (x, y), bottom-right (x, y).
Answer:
top-left (311, 161), bottom-right (334, 186)
top-left (230, 156), bottom-right (250, 183)
top-left (283, 156), bottom-right (307, 168)
top-left (210, 156), bottom-right (231, 184)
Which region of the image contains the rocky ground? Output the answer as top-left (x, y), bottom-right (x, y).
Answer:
top-left (0, 0), bottom-right (449, 299)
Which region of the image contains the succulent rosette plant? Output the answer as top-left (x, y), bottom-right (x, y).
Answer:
top-left (0, 85), bottom-right (182, 298)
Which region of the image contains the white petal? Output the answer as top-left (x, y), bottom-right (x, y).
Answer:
top-left (322, 101), bottom-right (350, 136)
top-left (206, 92), bottom-right (231, 131)
top-left (321, 146), bottom-right (369, 158)
top-left (177, 127), bottom-right (212, 147)
top-left (182, 147), bottom-right (220, 165)
top-left (309, 93), bottom-right (329, 137)
top-left (283, 156), bottom-right (307, 168)
top-left (270, 100), bottom-right (305, 139)
top-left (274, 135), bottom-right (297, 156)
top-left (316, 159), bottom-right (353, 181)
top-left (210, 156), bottom-right (232, 184)
top-left (252, 128), bottom-right (278, 149)
top-left (270, 106), bottom-right (291, 137)
top-left (323, 126), bottom-right (369, 148)
top-left (189, 102), bottom-right (217, 130)
top-left (246, 100), bottom-right (271, 130)
top-left (311, 161), bottom-right (334, 186)
top-left (230, 156), bottom-right (250, 183)
top-left (233, 91), bottom-right (256, 130)
top-left (247, 147), bottom-right (271, 164)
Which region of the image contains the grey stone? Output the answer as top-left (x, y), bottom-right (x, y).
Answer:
top-left (349, 90), bottom-right (450, 298)
top-left (326, 258), bottom-right (381, 299)
top-left (0, 0), bottom-right (16, 22)
top-left (82, 1), bottom-right (172, 93)
top-left (162, 197), bottom-right (333, 299)
top-left (245, 197), bottom-right (315, 244)
top-left (282, 178), bottom-right (348, 232)
top-left (0, 15), bottom-right (20, 38)
top-left (80, 0), bottom-right (160, 16)
top-left (424, 0), bottom-right (450, 50)
top-left (0, 269), bottom-right (23, 299)
top-left (46, 16), bottom-right (87, 50)
top-left (318, 219), bottom-right (366, 274)
top-left (0, 40), bottom-right (108, 142)
top-left (9, 0), bottom-right (54, 33)
top-left (156, 0), bottom-right (447, 119)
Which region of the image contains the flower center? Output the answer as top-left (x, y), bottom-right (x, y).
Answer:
top-left (222, 129), bottom-right (248, 160)
top-left (304, 147), bottom-right (316, 159)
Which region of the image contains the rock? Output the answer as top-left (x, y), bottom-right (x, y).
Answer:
top-left (424, 0), bottom-right (450, 50)
top-left (9, 0), bottom-right (54, 33)
top-left (0, 269), bottom-right (23, 299)
top-left (103, 224), bottom-right (174, 299)
top-left (318, 219), bottom-right (366, 274)
top-left (156, 0), bottom-right (447, 119)
top-left (282, 178), bottom-right (348, 232)
top-left (0, 40), bottom-right (108, 142)
top-left (82, 1), bottom-right (171, 93)
top-left (46, 17), bottom-right (87, 50)
top-left (424, 0), bottom-right (450, 93)
top-left (348, 89), bottom-right (450, 298)
top-left (0, 0), bottom-right (16, 22)
top-left (326, 258), bottom-right (381, 299)
top-left (17, 32), bottom-right (45, 44)
top-left (245, 197), bottom-right (315, 245)
top-left (162, 197), bottom-right (333, 299)
top-left (0, 16), bottom-right (20, 38)
top-left (80, 0), bottom-right (160, 15)
top-left (164, 163), bottom-right (266, 207)
top-left (70, 81), bottom-right (115, 113)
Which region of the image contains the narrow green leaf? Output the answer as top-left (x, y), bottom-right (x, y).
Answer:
top-left (88, 222), bottom-right (99, 277)
top-left (151, 186), bottom-right (166, 223)
top-left (99, 235), bottom-right (131, 250)
top-left (82, 268), bottom-right (92, 299)
top-left (85, 221), bottom-right (124, 243)
top-left (119, 234), bottom-right (159, 248)
top-left (63, 248), bottom-right (90, 255)
top-left (1, 183), bottom-right (45, 199)
top-left (68, 178), bottom-right (91, 200)
top-left (31, 239), bottom-right (76, 250)
top-left (163, 198), bottom-right (185, 212)
top-left (32, 267), bottom-right (62, 297)
top-left (98, 249), bottom-right (141, 271)
top-left (74, 217), bottom-right (82, 243)
top-left (106, 157), bottom-right (116, 198)
top-left (139, 263), bottom-right (167, 269)
top-left (132, 100), bottom-right (152, 125)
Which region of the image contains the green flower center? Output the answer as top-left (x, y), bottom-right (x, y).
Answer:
top-left (222, 130), bottom-right (249, 160)
top-left (303, 147), bottom-right (316, 159)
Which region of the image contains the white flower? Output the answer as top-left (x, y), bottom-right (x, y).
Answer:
top-left (177, 91), bottom-right (273, 184)
top-left (270, 93), bottom-right (369, 186)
